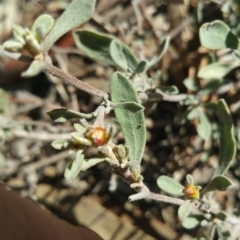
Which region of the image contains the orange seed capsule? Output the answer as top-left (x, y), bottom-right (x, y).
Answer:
top-left (84, 127), bottom-right (108, 146)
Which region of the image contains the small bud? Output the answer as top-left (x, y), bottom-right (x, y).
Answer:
top-left (71, 132), bottom-right (92, 146)
top-left (85, 126), bottom-right (108, 146)
top-left (183, 184), bottom-right (200, 199)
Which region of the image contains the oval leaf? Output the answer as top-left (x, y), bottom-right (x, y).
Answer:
top-left (202, 175), bottom-right (233, 194)
top-left (31, 14), bottom-right (55, 42)
top-left (64, 151), bottom-right (84, 182)
top-left (51, 139), bottom-right (71, 150)
top-left (47, 108), bottom-right (91, 122)
top-left (182, 216), bottom-right (200, 229)
top-left (21, 60), bottom-right (46, 78)
top-left (3, 40), bottom-right (24, 51)
top-left (134, 60), bottom-right (148, 74)
top-left (43, 0), bottom-right (96, 51)
top-left (197, 110), bottom-right (212, 140)
top-left (186, 174), bottom-right (194, 185)
top-left (110, 40), bottom-right (128, 70)
top-left (110, 72), bottom-right (146, 163)
top-left (197, 62), bottom-right (238, 80)
top-left (73, 30), bottom-right (138, 70)
top-left (213, 99), bottom-right (236, 177)
top-left (215, 211), bottom-right (228, 221)
top-left (199, 20), bottom-right (240, 50)
top-left (178, 200), bottom-right (192, 221)
top-left (73, 30), bottom-right (115, 65)
top-left (157, 175), bottom-right (184, 197)
top-left (157, 86), bottom-right (179, 94)
top-left (74, 123), bottom-right (86, 134)
top-left (183, 78), bottom-right (199, 91)
top-left (81, 157), bottom-right (107, 171)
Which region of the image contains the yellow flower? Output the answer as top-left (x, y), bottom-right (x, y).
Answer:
top-left (183, 184), bottom-right (200, 199)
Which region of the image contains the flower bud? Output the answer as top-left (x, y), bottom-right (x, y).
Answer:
top-left (85, 127), bottom-right (108, 146)
top-left (183, 184), bottom-right (200, 199)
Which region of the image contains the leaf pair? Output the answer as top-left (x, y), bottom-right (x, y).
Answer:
top-left (73, 30), bottom-right (138, 71)
top-left (64, 151), bottom-right (107, 182)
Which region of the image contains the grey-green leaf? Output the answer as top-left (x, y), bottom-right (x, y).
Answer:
top-left (178, 200), bottom-right (192, 221)
top-left (110, 101), bottom-right (144, 113)
top-left (64, 151), bottom-right (84, 182)
top-left (134, 60), bottom-right (149, 74)
top-left (199, 20), bottom-right (240, 50)
top-left (73, 30), bottom-right (138, 70)
top-left (202, 175), bottom-right (233, 194)
top-left (203, 102), bottom-right (218, 111)
top-left (110, 72), bottom-right (146, 163)
top-left (73, 123), bottom-right (86, 134)
top-left (183, 78), bottom-right (199, 91)
top-left (186, 174), bottom-right (194, 185)
top-left (31, 14), bottom-right (55, 42)
top-left (47, 108), bottom-right (91, 122)
top-left (74, 30), bottom-right (115, 65)
top-left (81, 157), bottom-right (107, 171)
top-left (156, 175), bottom-right (184, 197)
top-left (21, 60), bottom-right (46, 78)
top-left (215, 211), bottom-right (228, 221)
top-left (43, 0), bottom-right (96, 51)
top-left (157, 86), bottom-right (179, 94)
top-left (216, 223), bottom-right (231, 239)
top-left (110, 40), bottom-right (128, 70)
top-left (199, 80), bottom-right (222, 96)
top-left (3, 40), bottom-right (24, 51)
top-left (197, 62), bottom-right (238, 80)
top-left (147, 36), bottom-right (170, 69)
top-left (187, 108), bottom-right (199, 120)
top-left (182, 216), bottom-right (200, 229)
top-left (213, 99), bottom-right (236, 177)
top-left (197, 110), bottom-right (212, 140)
top-left (51, 139), bottom-right (71, 150)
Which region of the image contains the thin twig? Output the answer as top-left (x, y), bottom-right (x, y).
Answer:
top-left (44, 61), bottom-right (109, 99)
top-left (128, 183), bottom-right (240, 226)
top-left (0, 45), bottom-right (109, 100)
top-left (12, 129), bottom-right (71, 141)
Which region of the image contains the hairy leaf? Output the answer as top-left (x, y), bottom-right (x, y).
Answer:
top-left (202, 175), bottom-right (233, 194)
top-left (213, 99), bottom-right (236, 177)
top-left (182, 216), bottom-right (201, 229)
top-left (110, 40), bottom-right (128, 70)
top-left (81, 157), bottom-right (107, 171)
top-left (64, 151), bottom-right (84, 182)
top-left (51, 139), bottom-right (71, 150)
top-left (178, 200), bottom-right (192, 221)
top-left (134, 60), bottom-right (149, 74)
top-left (31, 14), bottom-right (54, 42)
top-left (183, 78), bottom-right (199, 91)
top-left (110, 72), bottom-right (146, 163)
top-left (73, 30), bottom-right (138, 70)
top-left (198, 62), bottom-right (238, 81)
top-left (199, 20), bottom-right (240, 50)
top-left (43, 0), bottom-right (96, 51)
top-left (157, 175), bottom-right (184, 197)
top-left (47, 108), bottom-right (92, 122)
top-left (21, 60), bottom-right (46, 78)
top-left (157, 86), bottom-right (179, 94)
top-left (197, 110), bottom-right (212, 140)
top-left (147, 36), bottom-right (170, 69)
